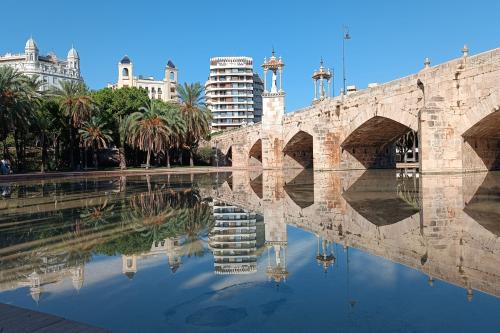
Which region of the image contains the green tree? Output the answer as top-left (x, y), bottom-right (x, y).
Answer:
top-left (92, 87), bottom-right (150, 168)
top-left (79, 116), bottom-right (113, 169)
top-left (127, 100), bottom-right (180, 168)
top-left (52, 81), bottom-right (93, 170)
top-left (177, 83), bottom-right (212, 167)
top-left (0, 67), bottom-right (39, 165)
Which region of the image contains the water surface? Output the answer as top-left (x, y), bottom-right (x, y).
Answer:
top-left (0, 170), bottom-right (499, 332)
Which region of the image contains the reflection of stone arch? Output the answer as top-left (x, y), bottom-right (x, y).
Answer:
top-left (283, 130), bottom-right (314, 169)
top-left (342, 170), bottom-right (420, 226)
top-left (283, 169), bottom-right (314, 209)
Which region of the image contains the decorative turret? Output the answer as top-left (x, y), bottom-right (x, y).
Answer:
top-left (312, 58), bottom-right (333, 102)
top-left (262, 48), bottom-right (285, 94)
top-left (25, 37), bottom-right (38, 62)
top-left (67, 46), bottom-right (80, 71)
top-left (118, 55), bottom-right (133, 88)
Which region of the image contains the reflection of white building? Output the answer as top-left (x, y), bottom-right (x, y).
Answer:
top-left (209, 202), bottom-right (258, 274)
top-left (108, 55), bottom-right (178, 102)
top-left (122, 237), bottom-right (185, 279)
top-left (0, 37), bottom-right (83, 91)
top-left (15, 264), bottom-right (85, 304)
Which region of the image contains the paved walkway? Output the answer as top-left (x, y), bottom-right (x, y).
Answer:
top-left (0, 166), bottom-right (234, 182)
top-left (0, 303), bottom-right (112, 332)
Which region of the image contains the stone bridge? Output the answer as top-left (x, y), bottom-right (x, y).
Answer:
top-left (202, 169), bottom-right (500, 299)
top-left (211, 47), bottom-right (500, 173)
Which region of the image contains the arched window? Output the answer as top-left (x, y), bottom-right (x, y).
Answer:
top-left (122, 68), bottom-right (129, 77)
top-left (170, 71), bottom-right (175, 81)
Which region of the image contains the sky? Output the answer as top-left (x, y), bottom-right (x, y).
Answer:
top-left (1, 0), bottom-right (499, 112)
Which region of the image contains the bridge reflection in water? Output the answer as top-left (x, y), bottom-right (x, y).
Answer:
top-left (207, 169), bottom-right (500, 300)
top-left (0, 170), bottom-right (498, 308)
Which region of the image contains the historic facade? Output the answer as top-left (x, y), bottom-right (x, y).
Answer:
top-left (0, 37), bottom-right (82, 91)
top-left (211, 47), bottom-right (500, 174)
top-left (205, 56), bottom-right (264, 131)
top-left (109, 55), bottom-right (178, 102)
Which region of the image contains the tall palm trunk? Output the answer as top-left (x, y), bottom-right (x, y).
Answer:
top-left (189, 150), bottom-right (194, 167)
top-left (40, 134), bottom-right (46, 173)
top-left (119, 147), bottom-right (126, 170)
top-left (93, 143), bottom-right (98, 169)
top-left (69, 123), bottom-right (75, 170)
top-left (146, 149), bottom-right (151, 169)
top-left (166, 149), bottom-right (171, 168)
top-left (54, 136), bottom-right (60, 170)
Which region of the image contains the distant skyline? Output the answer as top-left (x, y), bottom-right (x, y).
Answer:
top-left (1, 0), bottom-right (499, 112)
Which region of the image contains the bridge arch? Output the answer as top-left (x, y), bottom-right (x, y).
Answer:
top-left (283, 130), bottom-right (314, 169)
top-left (461, 89), bottom-right (500, 171)
top-left (248, 139), bottom-right (263, 168)
top-left (341, 116), bottom-right (418, 169)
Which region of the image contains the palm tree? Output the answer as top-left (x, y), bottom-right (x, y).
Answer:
top-left (0, 67), bottom-right (38, 162)
top-left (162, 102), bottom-right (186, 168)
top-left (177, 83), bottom-right (212, 167)
top-left (117, 116), bottom-right (131, 170)
top-left (127, 100), bottom-right (179, 169)
top-left (79, 116), bottom-right (113, 169)
top-left (52, 81), bottom-right (93, 170)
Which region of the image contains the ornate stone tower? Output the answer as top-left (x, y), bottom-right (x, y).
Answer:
top-left (164, 60), bottom-right (178, 100)
top-left (261, 49), bottom-right (285, 169)
top-left (118, 55), bottom-right (133, 88)
top-left (67, 46), bottom-right (80, 72)
top-left (312, 58), bottom-right (332, 102)
top-left (25, 37), bottom-right (38, 63)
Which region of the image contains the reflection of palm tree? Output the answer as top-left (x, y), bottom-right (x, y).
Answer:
top-left (180, 201), bottom-right (214, 257)
top-left (79, 199), bottom-right (115, 228)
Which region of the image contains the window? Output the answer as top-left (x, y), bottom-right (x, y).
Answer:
top-left (170, 88), bottom-right (175, 93)
top-left (170, 71), bottom-right (175, 81)
top-left (122, 68), bottom-right (129, 77)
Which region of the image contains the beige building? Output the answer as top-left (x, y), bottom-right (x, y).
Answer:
top-left (0, 37), bottom-right (83, 91)
top-left (109, 55), bottom-right (178, 102)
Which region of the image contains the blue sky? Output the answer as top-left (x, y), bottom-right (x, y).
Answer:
top-left (1, 0), bottom-right (499, 112)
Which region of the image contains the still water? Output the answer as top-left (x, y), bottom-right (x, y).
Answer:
top-left (0, 169), bottom-right (499, 332)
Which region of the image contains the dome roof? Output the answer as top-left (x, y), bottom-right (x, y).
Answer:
top-left (67, 47), bottom-right (79, 59)
top-left (25, 37), bottom-right (38, 50)
top-left (120, 55), bottom-right (131, 64)
top-left (167, 60), bottom-right (176, 68)
top-left (124, 271), bottom-right (135, 279)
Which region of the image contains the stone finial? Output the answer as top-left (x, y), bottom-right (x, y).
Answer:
top-left (424, 57), bottom-right (431, 69)
top-left (461, 44), bottom-right (469, 57)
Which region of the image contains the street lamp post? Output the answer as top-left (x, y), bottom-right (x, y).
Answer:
top-left (342, 25), bottom-right (351, 95)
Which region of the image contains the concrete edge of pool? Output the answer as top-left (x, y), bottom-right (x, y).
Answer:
top-left (0, 303), bottom-right (113, 332)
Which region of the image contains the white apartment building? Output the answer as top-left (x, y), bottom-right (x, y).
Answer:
top-left (108, 55), bottom-right (178, 102)
top-left (205, 56), bottom-right (263, 132)
top-left (0, 37), bottom-right (83, 91)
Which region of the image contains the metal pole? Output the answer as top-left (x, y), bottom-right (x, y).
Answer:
top-left (342, 26), bottom-right (350, 95)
